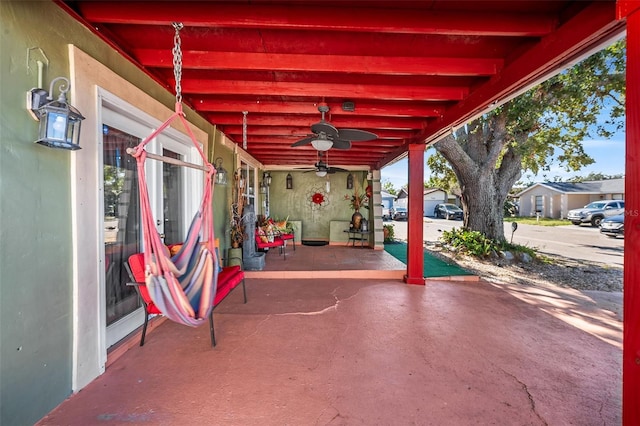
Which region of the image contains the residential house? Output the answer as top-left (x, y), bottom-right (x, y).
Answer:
top-left (516, 178), bottom-right (625, 219)
top-left (393, 187), bottom-right (447, 217)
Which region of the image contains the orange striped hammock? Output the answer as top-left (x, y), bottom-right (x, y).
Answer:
top-left (129, 102), bottom-right (219, 327)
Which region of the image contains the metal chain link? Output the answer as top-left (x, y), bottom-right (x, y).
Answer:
top-left (172, 22), bottom-right (184, 104)
top-left (242, 111), bottom-right (248, 150)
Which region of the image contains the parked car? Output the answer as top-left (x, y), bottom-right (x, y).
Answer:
top-left (567, 200), bottom-right (625, 227)
top-left (434, 203), bottom-right (463, 220)
top-left (392, 207), bottom-right (407, 220)
top-left (381, 205), bottom-right (392, 221)
top-left (600, 214), bottom-right (624, 238)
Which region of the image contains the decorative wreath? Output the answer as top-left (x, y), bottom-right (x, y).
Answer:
top-left (307, 187), bottom-right (329, 210)
top-left (312, 192), bottom-right (325, 205)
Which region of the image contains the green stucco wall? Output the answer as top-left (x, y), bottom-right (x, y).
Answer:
top-left (1, 3), bottom-right (75, 424)
top-left (267, 170), bottom-right (371, 241)
top-left (0, 2), bottom-right (222, 424)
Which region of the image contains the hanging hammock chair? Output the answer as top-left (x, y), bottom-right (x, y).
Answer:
top-left (128, 23), bottom-right (219, 327)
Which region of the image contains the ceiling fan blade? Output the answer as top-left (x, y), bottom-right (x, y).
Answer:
top-left (291, 136), bottom-right (315, 147)
top-left (332, 139), bottom-right (352, 150)
top-left (337, 129), bottom-right (378, 141)
top-left (311, 120), bottom-right (339, 138)
top-left (328, 167), bottom-right (348, 173)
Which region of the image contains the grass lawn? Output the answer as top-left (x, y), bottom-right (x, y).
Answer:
top-left (504, 216), bottom-right (571, 226)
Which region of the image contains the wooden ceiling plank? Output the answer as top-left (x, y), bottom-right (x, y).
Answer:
top-left (77, 2), bottom-right (557, 36)
top-left (182, 80), bottom-right (468, 101)
top-left (208, 113), bottom-right (426, 129)
top-left (134, 50), bottom-right (503, 76)
top-left (195, 99), bottom-right (445, 118)
top-left (224, 126), bottom-right (416, 138)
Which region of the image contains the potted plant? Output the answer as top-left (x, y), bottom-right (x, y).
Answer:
top-left (230, 222), bottom-right (244, 248)
top-left (383, 223), bottom-right (395, 242)
top-left (345, 179), bottom-right (369, 230)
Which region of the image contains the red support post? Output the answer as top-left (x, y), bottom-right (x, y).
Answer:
top-left (404, 144), bottom-right (425, 285)
top-left (620, 1), bottom-right (640, 424)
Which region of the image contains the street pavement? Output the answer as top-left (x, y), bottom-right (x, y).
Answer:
top-left (387, 217), bottom-right (624, 268)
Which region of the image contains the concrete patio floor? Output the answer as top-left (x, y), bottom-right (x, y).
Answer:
top-left (38, 245), bottom-right (622, 425)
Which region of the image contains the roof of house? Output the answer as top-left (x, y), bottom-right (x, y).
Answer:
top-left (424, 188), bottom-right (445, 196)
top-left (516, 178), bottom-right (625, 196)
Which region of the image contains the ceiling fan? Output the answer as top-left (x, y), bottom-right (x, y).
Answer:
top-left (296, 152), bottom-right (348, 177)
top-left (291, 102), bottom-right (378, 151)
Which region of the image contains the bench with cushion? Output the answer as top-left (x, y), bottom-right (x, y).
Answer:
top-left (255, 229), bottom-right (287, 259)
top-left (126, 248), bottom-right (246, 347)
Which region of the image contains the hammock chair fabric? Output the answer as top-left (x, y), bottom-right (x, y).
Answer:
top-left (130, 102), bottom-right (219, 327)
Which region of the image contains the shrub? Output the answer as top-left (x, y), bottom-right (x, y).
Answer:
top-left (383, 224), bottom-right (395, 242)
top-left (440, 228), bottom-right (538, 260)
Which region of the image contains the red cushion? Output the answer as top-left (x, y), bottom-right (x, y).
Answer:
top-left (214, 265), bottom-right (245, 305)
top-left (127, 253), bottom-right (162, 314)
top-left (129, 254), bottom-right (244, 313)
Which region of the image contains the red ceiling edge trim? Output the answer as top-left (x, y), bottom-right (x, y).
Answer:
top-left (617, 0), bottom-right (640, 18)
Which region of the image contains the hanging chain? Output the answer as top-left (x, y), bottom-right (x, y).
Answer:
top-left (172, 22), bottom-right (184, 104)
top-left (242, 111), bottom-right (248, 150)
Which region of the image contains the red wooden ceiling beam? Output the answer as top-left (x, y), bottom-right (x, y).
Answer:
top-left (183, 80), bottom-right (468, 101)
top-left (77, 2), bottom-right (558, 36)
top-left (244, 138), bottom-right (403, 148)
top-left (135, 50), bottom-right (503, 76)
top-left (223, 126), bottom-right (415, 139)
top-left (207, 113), bottom-right (426, 129)
top-left (195, 99), bottom-right (445, 118)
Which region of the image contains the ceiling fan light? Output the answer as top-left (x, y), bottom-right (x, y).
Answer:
top-left (311, 138), bottom-right (333, 151)
top-left (316, 170), bottom-right (327, 177)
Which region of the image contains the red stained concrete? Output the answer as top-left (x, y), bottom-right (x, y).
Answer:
top-left (38, 245), bottom-right (621, 425)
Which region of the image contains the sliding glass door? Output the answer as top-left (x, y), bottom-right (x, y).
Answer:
top-left (101, 102), bottom-right (201, 348)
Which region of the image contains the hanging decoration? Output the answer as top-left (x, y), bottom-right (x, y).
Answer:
top-left (307, 186), bottom-right (329, 211)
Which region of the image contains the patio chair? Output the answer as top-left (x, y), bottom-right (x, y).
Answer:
top-left (255, 230), bottom-right (287, 259)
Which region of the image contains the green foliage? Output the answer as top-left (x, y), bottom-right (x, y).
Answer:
top-left (430, 39), bottom-right (625, 185)
top-left (440, 228), bottom-right (499, 258)
top-left (425, 147), bottom-right (459, 194)
top-left (383, 223), bottom-right (395, 242)
top-left (440, 228), bottom-right (538, 260)
top-left (381, 179), bottom-right (398, 196)
top-left (504, 199), bottom-right (519, 217)
top-left (567, 172), bottom-right (624, 183)
top-left (510, 38), bottom-right (625, 178)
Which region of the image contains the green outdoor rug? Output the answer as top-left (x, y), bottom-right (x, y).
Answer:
top-left (384, 242), bottom-right (473, 278)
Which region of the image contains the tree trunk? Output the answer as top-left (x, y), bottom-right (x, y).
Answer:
top-left (433, 113), bottom-right (522, 243)
top-left (460, 172), bottom-right (506, 241)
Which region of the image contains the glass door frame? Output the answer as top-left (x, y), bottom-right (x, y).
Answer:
top-left (100, 94), bottom-right (204, 349)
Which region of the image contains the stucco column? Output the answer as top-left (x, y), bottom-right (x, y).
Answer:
top-left (404, 144), bottom-right (425, 284)
top-left (370, 169), bottom-right (384, 250)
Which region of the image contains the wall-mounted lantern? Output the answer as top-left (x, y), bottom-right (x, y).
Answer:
top-left (263, 172), bottom-right (272, 187)
top-left (214, 157), bottom-right (228, 185)
top-left (286, 173), bottom-right (293, 190)
top-left (27, 76), bottom-right (85, 150)
top-left (346, 173), bottom-right (354, 190)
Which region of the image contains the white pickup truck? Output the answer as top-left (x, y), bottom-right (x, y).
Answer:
top-left (567, 200), bottom-right (625, 227)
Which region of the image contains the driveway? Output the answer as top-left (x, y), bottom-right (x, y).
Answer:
top-left (387, 217), bottom-right (624, 267)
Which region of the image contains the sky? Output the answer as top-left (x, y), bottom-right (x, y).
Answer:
top-left (381, 132), bottom-right (626, 191)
